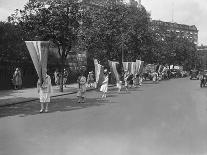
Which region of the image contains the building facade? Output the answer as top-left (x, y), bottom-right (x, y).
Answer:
top-left (151, 20), bottom-right (198, 45)
top-left (197, 45), bottom-right (207, 70)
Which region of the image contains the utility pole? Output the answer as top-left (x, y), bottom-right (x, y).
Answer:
top-left (171, 2), bottom-right (174, 23)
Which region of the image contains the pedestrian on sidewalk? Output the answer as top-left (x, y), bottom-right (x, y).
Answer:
top-left (37, 74), bottom-right (52, 113)
top-left (12, 68), bottom-right (22, 90)
top-left (77, 72), bottom-right (87, 103)
top-left (100, 69), bottom-right (109, 98)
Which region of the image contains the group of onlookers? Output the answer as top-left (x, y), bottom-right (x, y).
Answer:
top-left (53, 68), bottom-right (69, 87)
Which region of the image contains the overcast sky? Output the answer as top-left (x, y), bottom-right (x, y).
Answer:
top-left (0, 0), bottom-right (207, 45)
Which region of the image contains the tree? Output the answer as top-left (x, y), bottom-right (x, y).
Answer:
top-left (82, 1), bottom-right (150, 66)
top-left (0, 22), bottom-right (29, 63)
top-left (9, 0), bottom-right (82, 92)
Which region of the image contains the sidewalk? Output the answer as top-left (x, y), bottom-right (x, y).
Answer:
top-left (0, 83), bottom-right (95, 107)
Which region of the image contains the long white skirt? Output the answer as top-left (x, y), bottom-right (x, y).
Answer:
top-left (39, 90), bottom-right (51, 103)
top-left (100, 83), bottom-right (108, 93)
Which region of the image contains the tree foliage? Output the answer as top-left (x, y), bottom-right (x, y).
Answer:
top-left (9, 0), bottom-right (83, 91)
top-left (82, 2), bottom-right (150, 65)
top-left (0, 22), bottom-right (29, 63)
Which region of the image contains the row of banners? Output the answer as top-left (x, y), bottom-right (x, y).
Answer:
top-left (25, 41), bottom-right (166, 88)
top-left (94, 59), bottom-right (145, 88)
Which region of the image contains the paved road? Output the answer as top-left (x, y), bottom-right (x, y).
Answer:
top-left (0, 78), bottom-right (207, 155)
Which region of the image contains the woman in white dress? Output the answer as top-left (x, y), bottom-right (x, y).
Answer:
top-left (37, 74), bottom-right (52, 113)
top-left (77, 73), bottom-right (87, 103)
top-left (100, 70), bottom-right (109, 98)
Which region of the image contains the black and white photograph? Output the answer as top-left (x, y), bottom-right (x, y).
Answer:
top-left (0, 0), bottom-right (207, 154)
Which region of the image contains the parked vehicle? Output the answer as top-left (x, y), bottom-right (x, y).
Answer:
top-left (200, 70), bottom-right (207, 87)
top-left (190, 69), bottom-right (199, 80)
top-left (170, 69), bottom-right (182, 78)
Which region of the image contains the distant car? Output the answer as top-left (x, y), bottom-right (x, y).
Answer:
top-left (190, 69), bottom-right (199, 80)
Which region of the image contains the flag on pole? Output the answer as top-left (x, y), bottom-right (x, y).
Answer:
top-left (122, 62), bottom-right (129, 72)
top-left (131, 62), bottom-right (136, 75)
top-left (139, 61), bottom-right (144, 74)
top-left (135, 60), bottom-right (141, 74)
top-left (94, 59), bottom-right (104, 88)
top-left (25, 41), bottom-right (49, 84)
top-left (108, 60), bottom-right (120, 83)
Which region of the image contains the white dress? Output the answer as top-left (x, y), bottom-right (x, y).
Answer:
top-left (100, 75), bottom-right (109, 93)
top-left (37, 75), bottom-right (52, 103)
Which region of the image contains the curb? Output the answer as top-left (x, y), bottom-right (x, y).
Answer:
top-left (0, 85), bottom-right (115, 107)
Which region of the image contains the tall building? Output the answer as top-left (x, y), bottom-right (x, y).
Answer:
top-left (151, 20), bottom-right (198, 45)
top-left (197, 45), bottom-right (207, 70)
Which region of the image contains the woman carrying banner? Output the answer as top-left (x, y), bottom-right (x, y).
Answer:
top-left (77, 72), bottom-right (87, 103)
top-left (100, 69), bottom-right (109, 98)
top-left (37, 74), bottom-right (52, 113)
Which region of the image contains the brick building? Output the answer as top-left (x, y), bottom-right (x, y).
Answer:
top-left (151, 20), bottom-right (198, 45)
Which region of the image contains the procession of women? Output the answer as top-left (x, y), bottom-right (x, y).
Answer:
top-left (25, 41), bottom-right (167, 113)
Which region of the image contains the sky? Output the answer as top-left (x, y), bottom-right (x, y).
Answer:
top-left (0, 0), bottom-right (207, 45)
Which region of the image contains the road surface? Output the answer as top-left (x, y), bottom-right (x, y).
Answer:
top-left (0, 78), bottom-right (207, 155)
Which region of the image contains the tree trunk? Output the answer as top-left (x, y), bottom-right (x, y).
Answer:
top-left (59, 50), bottom-right (66, 92)
top-left (59, 64), bottom-right (64, 92)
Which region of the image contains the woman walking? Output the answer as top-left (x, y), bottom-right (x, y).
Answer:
top-left (37, 74), bottom-right (52, 113)
top-left (100, 69), bottom-right (109, 98)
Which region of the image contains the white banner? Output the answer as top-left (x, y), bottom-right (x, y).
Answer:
top-left (25, 41), bottom-right (49, 83)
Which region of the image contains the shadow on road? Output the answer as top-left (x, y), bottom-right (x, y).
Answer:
top-left (0, 86), bottom-right (143, 118)
top-left (0, 97), bottom-right (112, 118)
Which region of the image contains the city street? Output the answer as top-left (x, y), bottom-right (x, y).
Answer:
top-left (0, 78), bottom-right (207, 155)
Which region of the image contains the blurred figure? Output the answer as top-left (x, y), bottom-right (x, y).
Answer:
top-left (100, 69), bottom-right (109, 98)
top-left (53, 69), bottom-right (60, 86)
top-left (63, 68), bottom-right (68, 87)
top-left (128, 73), bottom-right (134, 88)
top-left (116, 80), bottom-right (122, 93)
top-left (152, 72), bottom-right (159, 83)
top-left (87, 71), bottom-right (95, 87)
top-left (77, 72), bottom-right (87, 103)
top-left (37, 74), bottom-right (52, 113)
top-left (124, 70), bottom-right (130, 92)
top-left (12, 68), bottom-right (22, 90)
